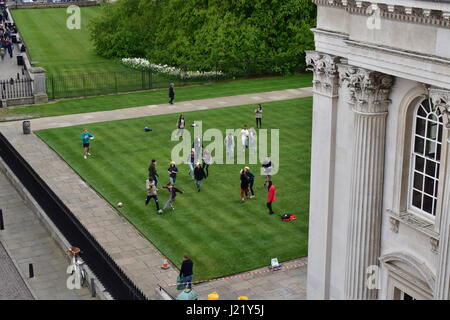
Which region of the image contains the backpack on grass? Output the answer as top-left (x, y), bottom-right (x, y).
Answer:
top-left (281, 213), bottom-right (297, 222)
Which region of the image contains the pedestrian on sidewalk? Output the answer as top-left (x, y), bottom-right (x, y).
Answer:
top-left (145, 178), bottom-right (162, 214)
top-left (168, 83), bottom-right (175, 104)
top-left (193, 162), bottom-right (206, 192)
top-left (81, 128), bottom-right (94, 159)
top-left (0, 47), bottom-right (5, 61)
top-left (267, 181), bottom-right (277, 215)
top-left (244, 167), bottom-right (255, 198)
top-left (168, 161), bottom-right (179, 185)
top-left (240, 169), bottom-right (249, 203)
top-left (162, 183), bottom-right (183, 211)
top-left (148, 159), bottom-right (159, 188)
top-left (180, 254), bottom-right (194, 289)
top-left (5, 38), bottom-right (12, 58)
top-left (255, 104), bottom-right (263, 128)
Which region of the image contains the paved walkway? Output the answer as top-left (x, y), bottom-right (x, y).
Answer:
top-left (0, 241), bottom-right (34, 300)
top-left (0, 89), bottom-right (312, 300)
top-left (0, 7), bottom-right (24, 81)
top-left (0, 171), bottom-right (97, 300)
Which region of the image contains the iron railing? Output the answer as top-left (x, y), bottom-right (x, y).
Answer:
top-left (0, 132), bottom-right (148, 300)
top-left (0, 78), bottom-right (33, 99)
top-left (46, 56), bottom-right (307, 100)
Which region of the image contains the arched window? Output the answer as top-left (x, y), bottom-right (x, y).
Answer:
top-left (410, 98), bottom-right (443, 217)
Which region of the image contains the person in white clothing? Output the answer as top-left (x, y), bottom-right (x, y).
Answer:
top-left (240, 125), bottom-right (249, 151)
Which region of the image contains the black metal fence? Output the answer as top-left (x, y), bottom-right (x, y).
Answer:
top-left (0, 132), bottom-right (147, 300)
top-left (45, 56), bottom-right (308, 100)
top-left (0, 78), bottom-right (33, 100)
top-left (46, 69), bottom-right (224, 100)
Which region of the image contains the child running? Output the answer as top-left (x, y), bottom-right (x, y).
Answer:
top-left (162, 184), bottom-right (183, 211)
top-left (145, 178), bottom-right (163, 214)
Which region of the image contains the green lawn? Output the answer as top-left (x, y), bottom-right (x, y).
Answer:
top-left (12, 6), bottom-right (127, 75)
top-left (36, 97), bottom-right (312, 281)
top-left (2, 74), bottom-right (312, 119)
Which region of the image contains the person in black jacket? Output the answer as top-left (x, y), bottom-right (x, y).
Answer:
top-left (148, 159), bottom-right (159, 188)
top-left (240, 169), bottom-right (249, 203)
top-left (168, 83), bottom-right (175, 104)
top-left (244, 166), bottom-right (255, 198)
top-left (180, 254), bottom-right (194, 289)
top-left (194, 163), bottom-right (206, 192)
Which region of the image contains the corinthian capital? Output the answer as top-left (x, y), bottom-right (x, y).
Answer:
top-left (305, 51), bottom-right (341, 97)
top-left (429, 87), bottom-right (450, 129)
top-left (338, 65), bottom-right (394, 114)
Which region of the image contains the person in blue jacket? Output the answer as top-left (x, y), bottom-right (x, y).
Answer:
top-left (81, 128), bottom-right (94, 159)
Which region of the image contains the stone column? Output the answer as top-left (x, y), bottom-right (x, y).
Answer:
top-left (305, 51), bottom-right (340, 299)
top-left (339, 65), bottom-right (394, 300)
top-left (430, 88), bottom-right (450, 300)
top-left (29, 67), bottom-right (48, 104)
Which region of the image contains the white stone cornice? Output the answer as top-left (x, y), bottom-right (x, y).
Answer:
top-left (306, 51), bottom-right (341, 97)
top-left (312, 0), bottom-right (450, 29)
top-left (338, 65), bottom-right (395, 114)
top-left (429, 87), bottom-right (450, 129)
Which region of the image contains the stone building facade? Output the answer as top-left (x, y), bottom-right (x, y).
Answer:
top-left (306, 0), bottom-right (450, 299)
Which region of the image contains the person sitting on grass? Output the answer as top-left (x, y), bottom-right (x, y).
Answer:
top-left (162, 184), bottom-right (183, 211)
top-left (81, 128), bottom-right (94, 159)
top-left (168, 161), bottom-right (178, 185)
top-left (145, 178), bottom-right (163, 214)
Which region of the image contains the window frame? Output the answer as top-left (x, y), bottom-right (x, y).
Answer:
top-left (407, 97), bottom-right (444, 222)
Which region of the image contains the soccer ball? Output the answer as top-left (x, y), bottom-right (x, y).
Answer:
top-left (117, 202), bottom-right (123, 207)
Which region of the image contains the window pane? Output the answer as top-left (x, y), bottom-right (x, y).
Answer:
top-left (415, 156), bottom-right (424, 172)
top-left (414, 137), bottom-right (424, 154)
top-left (436, 163), bottom-right (440, 178)
top-left (437, 143), bottom-right (442, 161)
top-left (425, 159), bottom-right (436, 177)
top-left (412, 190), bottom-right (422, 209)
top-left (413, 172), bottom-right (423, 190)
top-left (425, 140), bottom-right (436, 158)
top-left (426, 122), bottom-right (438, 139)
top-left (423, 195), bottom-right (433, 215)
top-left (418, 105), bottom-right (427, 117)
top-left (435, 181), bottom-right (439, 196)
top-left (424, 176), bottom-right (434, 196)
top-left (428, 113), bottom-right (438, 123)
top-left (416, 117), bottom-right (426, 136)
top-left (438, 125), bottom-right (443, 142)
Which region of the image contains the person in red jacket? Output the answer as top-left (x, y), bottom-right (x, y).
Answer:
top-left (267, 181), bottom-right (276, 215)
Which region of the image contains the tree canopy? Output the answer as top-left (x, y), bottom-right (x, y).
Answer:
top-left (90, 0), bottom-right (316, 75)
